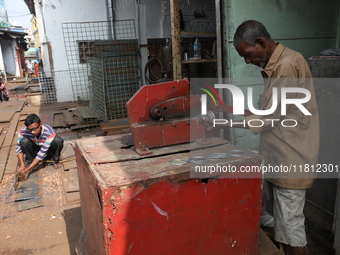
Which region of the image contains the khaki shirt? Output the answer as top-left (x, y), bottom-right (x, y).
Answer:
top-left (246, 43), bottom-right (320, 189)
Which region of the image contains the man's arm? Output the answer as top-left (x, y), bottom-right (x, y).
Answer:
top-left (17, 152), bottom-right (25, 172)
top-left (24, 158), bottom-right (41, 173)
top-left (16, 129), bottom-right (25, 172)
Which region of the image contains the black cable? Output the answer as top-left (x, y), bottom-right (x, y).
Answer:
top-left (144, 57), bottom-right (165, 85)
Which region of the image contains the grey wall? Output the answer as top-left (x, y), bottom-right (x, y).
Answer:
top-left (1, 40), bottom-right (16, 76)
top-left (306, 57), bottom-right (340, 215)
top-left (223, 0), bottom-right (340, 150)
top-left (114, 0), bottom-right (216, 40)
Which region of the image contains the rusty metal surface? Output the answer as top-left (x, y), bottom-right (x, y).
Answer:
top-left (150, 95), bottom-right (200, 120)
top-left (131, 117), bottom-right (206, 155)
top-left (16, 197), bottom-right (43, 212)
top-left (12, 166), bottom-right (43, 211)
top-left (76, 134), bottom-right (229, 165)
top-left (75, 135), bottom-right (263, 254)
top-left (126, 79), bottom-right (200, 152)
top-left (85, 142), bottom-right (263, 187)
top-left (127, 79), bottom-right (190, 124)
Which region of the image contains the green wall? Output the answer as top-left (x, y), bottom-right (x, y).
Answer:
top-left (222, 0), bottom-right (340, 149)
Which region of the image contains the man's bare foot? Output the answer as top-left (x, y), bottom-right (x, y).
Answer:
top-left (52, 162), bottom-right (62, 169)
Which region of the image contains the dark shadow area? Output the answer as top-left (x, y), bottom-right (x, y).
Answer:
top-left (63, 206), bottom-right (83, 255)
top-left (305, 201), bottom-right (336, 255)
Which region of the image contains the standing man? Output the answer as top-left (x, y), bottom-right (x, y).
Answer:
top-left (26, 60), bottom-right (33, 77)
top-left (16, 114), bottom-right (64, 181)
top-left (209, 20), bottom-right (319, 254)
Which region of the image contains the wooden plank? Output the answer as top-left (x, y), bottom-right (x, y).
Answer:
top-left (27, 86), bottom-right (41, 93)
top-left (0, 134), bottom-right (6, 148)
top-left (6, 149), bottom-right (18, 174)
top-left (182, 58), bottom-right (217, 64)
top-left (67, 168), bottom-right (79, 192)
top-left (61, 142), bottom-right (76, 158)
top-left (62, 168), bottom-right (79, 193)
top-left (105, 128), bottom-right (130, 136)
top-left (62, 110), bottom-right (76, 126)
top-left (19, 113), bottom-right (28, 121)
top-left (71, 109), bottom-right (82, 125)
top-left (100, 119), bottom-right (130, 135)
top-left (61, 171), bottom-right (69, 192)
top-left (0, 111), bottom-right (15, 123)
top-left (62, 173), bottom-right (80, 205)
top-left (101, 125), bottom-right (130, 132)
top-left (170, 0), bottom-right (181, 80)
top-left (22, 105), bottom-right (40, 116)
top-left (40, 113), bottom-right (54, 128)
top-left (180, 31), bottom-right (216, 36)
top-left (70, 123), bottom-right (100, 130)
top-left (67, 168), bottom-right (79, 188)
top-left (63, 159), bottom-right (77, 170)
top-left (59, 131), bottom-right (79, 141)
top-left (53, 113), bottom-right (67, 128)
top-left (0, 112), bottom-right (20, 182)
top-left (77, 106), bottom-right (101, 120)
top-left (0, 126), bottom-right (5, 149)
top-left (60, 142), bottom-right (77, 170)
top-left (5, 125), bottom-right (20, 174)
top-left (100, 118), bottom-right (128, 128)
top-left (65, 191), bottom-right (80, 204)
top-left (0, 99), bottom-right (25, 114)
top-left (37, 102), bottom-right (74, 111)
top-left (100, 118), bottom-right (128, 123)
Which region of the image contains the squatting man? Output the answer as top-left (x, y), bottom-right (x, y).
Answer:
top-left (204, 20), bottom-right (319, 255)
top-left (15, 113), bottom-right (64, 181)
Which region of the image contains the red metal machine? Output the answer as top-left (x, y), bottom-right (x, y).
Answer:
top-left (75, 79), bottom-right (263, 255)
top-left (127, 78), bottom-right (252, 155)
top-left (127, 78), bottom-right (205, 155)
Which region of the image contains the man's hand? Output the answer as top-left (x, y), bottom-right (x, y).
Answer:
top-left (15, 171), bottom-right (29, 182)
top-left (18, 165), bottom-right (26, 172)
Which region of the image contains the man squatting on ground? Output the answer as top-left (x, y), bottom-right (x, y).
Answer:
top-left (205, 20), bottom-right (319, 255)
top-left (15, 113), bottom-right (64, 181)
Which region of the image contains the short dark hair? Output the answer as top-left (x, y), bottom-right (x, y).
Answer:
top-left (233, 20), bottom-right (272, 47)
top-left (25, 113), bottom-right (41, 126)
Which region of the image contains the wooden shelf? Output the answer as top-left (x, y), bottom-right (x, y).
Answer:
top-left (180, 31), bottom-right (216, 36)
top-left (182, 58), bottom-right (217, 64)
